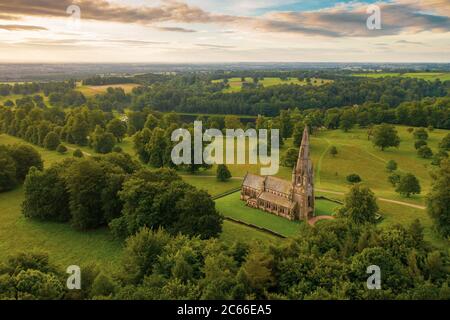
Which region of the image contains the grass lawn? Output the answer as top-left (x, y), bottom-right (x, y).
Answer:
top-left (0, 187), bottom-right (123, 272)
top-left (315, 198), bottom-right (340, 216)
top-left (220, 220), bottom-right (283, 245)
top-left (215, 192), bottom-right (302, 238)
top-left (353, 72), bottom-right (450, 81)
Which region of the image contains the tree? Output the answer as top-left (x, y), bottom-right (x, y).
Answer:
top-left (144, 114), bottom-right (159, 130)
top-left (339, 110), bottom-right (354, 132)
top-left (22, 166), bottom-right (71, 222)
top-left (426, 160), bottom-right (450, 237)
top-left (329, 146), bottom-right (338, 157)
top-left (388, 173), bottom-right (401, 187)
top-left (91, 125), bottom-right (116, 154)
top-left (414, 128), bottom-right (428, 140)
top-left (372, 124), bottom-right (400, 151)
top-left (346, 174), bottom-right (362, 184)
top-left (414, 140), bottom-right (427, 150)
top-left (386, 160), bottom-right (397, 172)
top-left (0, 146), bottom-right (17, 192)
top-left (73, 149), bottom-right (83, 158)
top-left (282, 148), bottom-right (299, 167)
top-left (8, 144), bottom-right (43, 181)
top-left (224, 115), bottom-right (242, 130)
top-left (292, 122), bottom-right (305, 147)
top-left (43, 132), bottom-right (60, 151)
top-left (417, 145), bottom-right (433, 159)
top-left (65, 159), bottom-right (108, 230)
top-left (338, 184), bottom-right (378, 224)
top-left (106, 119), bottom-right (127, 142)
top-left (216, 164), bottom-right (231, 182)
top-left (56, 144), bottom-right (67, 154)
top-left (396, 173), bottom-right (421, 197)
top-left (439, 133), bottom-right (450, 151)
top-left (146, 127), bottom-right (168, 167)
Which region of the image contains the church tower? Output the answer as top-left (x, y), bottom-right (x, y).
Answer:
top-left (291, 126), bottom-right (315, 220)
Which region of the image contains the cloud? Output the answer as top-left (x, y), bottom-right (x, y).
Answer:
top-left (0, 0), bottom-right (448, 38)
top-left (156, 26), bottom-right (197, 33)
top-left (0, 24), bottom-right (47, 31)
top-left (195, 43), bottom-right (236, 49)
top-left (0, 0), bottom-right (238, 24)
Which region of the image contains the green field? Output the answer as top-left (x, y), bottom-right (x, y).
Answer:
top-left (213, 77), bottom-right (332, 93)
top-left (75, 83), bottom-right (139, 97)
top-left (1, 124), bottom-right (448, 268)
top-left (353, 72), bottom-right (450, 81)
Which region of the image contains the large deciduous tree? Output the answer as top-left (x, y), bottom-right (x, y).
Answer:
top-left (372, 124), bottom-right (400, 151)
top-left (427, 160), bottom-right (450, 237)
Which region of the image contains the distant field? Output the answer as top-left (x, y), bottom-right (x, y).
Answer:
top-left (76, 83), bottom-right (139, 97)
top-left (213, 77), bottom-right (332, 93)
top-left (353, 72), bottom-right (450, 81)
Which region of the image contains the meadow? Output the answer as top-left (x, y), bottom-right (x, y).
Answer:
top-left (212, 77), bottom-right (332, 93)
top-left (353, 72), bottom-right (450, 81)
top-left (75, 83), bottom-right (139, 97)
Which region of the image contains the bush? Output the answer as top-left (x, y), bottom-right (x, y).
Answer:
top-left (112, 146), bottom-right (123, 153)
top-left (414, 140), bottom-right (427, 150)
top-left (417, 145), bottom-right (433, 159)
top-left (43, 132), bottom-right (60, 151)
top-left (346, 174), bottom-right (362, 184)
top-left (386, 160), bottom-right (397, 172)
top-left (216, 164), bottom-right (232, 182)
top-left (388, 173), bottom-right (401, 187)
top-left (414, 128), bottom-right (428, 140)
top-left (73, 149), bottom-right (84, 158)
top-left (56, 144), bottom-right (68, 154)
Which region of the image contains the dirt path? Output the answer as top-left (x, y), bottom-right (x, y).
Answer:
top-left (308, 215), bottom-right (335, 226)
top-left (316, 188), bottom-right (426, 210)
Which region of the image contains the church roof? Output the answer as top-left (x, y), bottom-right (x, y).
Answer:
top-left (242, 173), bottom-right (265, 191)
top-left (259, 192), bottom-right (295, 209)
top-left (265, 176), bottom-right (292, 195)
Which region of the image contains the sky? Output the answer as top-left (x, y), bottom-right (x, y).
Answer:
top-left (0, 0), bottom-right (449, 63)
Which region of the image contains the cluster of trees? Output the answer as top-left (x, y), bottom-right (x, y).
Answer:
top-left (0, 101), bottom-right (128, 154)
top-left (82, 76), bottom-right (136, 86)
top-left (2, 215), bottom-right (448, 300)
top-left (22, 154), bottom-right (222, 239)
top-left (0, 80), bottom-right (76, 97)
top-left (0, 144), bottom-right (43, 192)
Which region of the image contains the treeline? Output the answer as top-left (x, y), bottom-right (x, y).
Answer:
top-left (82, 76), bottom-right (136, 86)
top-left (129, 77), bottom-right (449, 117)
top-left (0, 80), bottom-right (76, 97)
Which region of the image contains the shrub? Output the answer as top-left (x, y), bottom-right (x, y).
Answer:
top-left (43, 132), bottom-right (60, 151)
top-left (417, 146), bottom-right (433, 159)
top-left (414, 140), bottom-right (427, 150)
top-left (346, 174), bottom-right (362, 184)
top-left (56, 144), bottom-right (68, 154)
top-left (73, 149), bottom-right (84, 158)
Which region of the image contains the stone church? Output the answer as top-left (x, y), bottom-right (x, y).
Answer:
top-left (241, 127), bottom-right (315, 221)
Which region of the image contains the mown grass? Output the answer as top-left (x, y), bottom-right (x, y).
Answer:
top-left (215, 192), bottom-right (302, 237)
